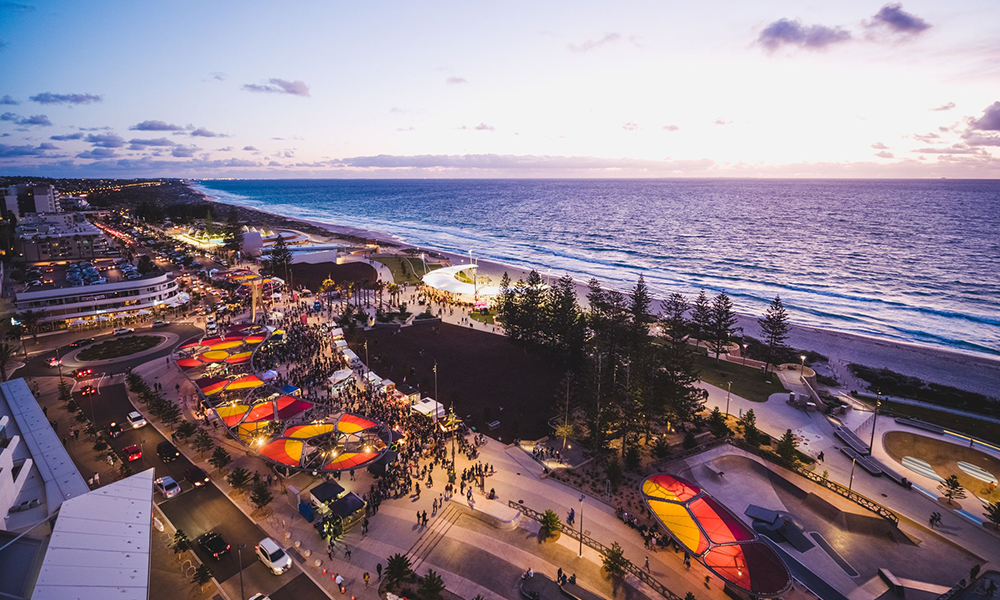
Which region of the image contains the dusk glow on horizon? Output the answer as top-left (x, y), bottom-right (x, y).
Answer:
top-left (1, 0), bottom-right (999, 178)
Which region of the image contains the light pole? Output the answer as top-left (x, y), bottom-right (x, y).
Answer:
top-left (868, 391), bottom-right (881, 455)
top-left (725, 380), bottom-right (733, 417)
top-left (800, 355), bottom-right (807, 382)
top-left (433, 361), bottom-right (439, 426)
top-left (848, 457), bottom-right (857, 494)
top-left (364, 340), bottom-right (369, 366)
top-left (578, 495), bottom-right (585, 557)
top-left (237, 543), bottom-right (246, 600)
top-left (741, 343), bottom-right (748, 366)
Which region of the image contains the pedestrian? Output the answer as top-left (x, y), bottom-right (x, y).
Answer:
top-left (645, 556), bottom-right (651, 573)
top-left (94, 472), bottom-right (100, 485)
top-left (364, 572), bottom-right (370, 588)
top-left (377, 563), bottom-right (383, 580)
top-left (345, 547), bottom-right (352, 560)
top-left (417, 510), bottom-right (421, 524)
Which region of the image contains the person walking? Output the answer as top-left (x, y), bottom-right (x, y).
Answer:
top-left (377, 563), bottom-right (382, 581)
top-left (645, 556), bottom-right (651, 573)
top-left (364, 572), bottom-right (370, 588)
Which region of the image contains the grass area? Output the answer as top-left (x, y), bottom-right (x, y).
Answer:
top-left (854, 394), bottom-right (1000, 446)
top-left (77, 335), bottom-right (161, 361)
top-left (469, 310), bottom-right (496, 325)
top-left (849, 363), bottom-right (998, 416)
top-left (374, 256), bottom-right (440, 285)
top-left (694, 352), bottom-right (784, 403)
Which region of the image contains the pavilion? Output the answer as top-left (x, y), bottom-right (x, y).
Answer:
top-left (421, 263), bottom-right (501, 303)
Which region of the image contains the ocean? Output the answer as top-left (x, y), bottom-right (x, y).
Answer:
top-left (194, 179), bottom-right (1000, 359)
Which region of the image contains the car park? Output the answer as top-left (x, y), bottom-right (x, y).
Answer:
top-left (122, 444), bottom-right (142, 462)
top-left (126, 411), bottom-right (147, 428)
top-left (198, 532), bottom-right (230, 560)
top-left (256, 537), bottom-right (292, 575)
top-left (157, 441), bottom-right (180, 462)
top-left (154, 476), bottom-right (181, 499)
top-left (108, 422), bottom-right (124, 438)
top-left (186, 465), bottom-right (210, 487)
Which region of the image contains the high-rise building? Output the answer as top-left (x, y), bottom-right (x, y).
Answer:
top-left (2, 184), bottom-right (60, 219)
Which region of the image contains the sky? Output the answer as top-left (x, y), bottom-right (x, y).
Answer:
top-left (1, 0), bottom-right (999, 178)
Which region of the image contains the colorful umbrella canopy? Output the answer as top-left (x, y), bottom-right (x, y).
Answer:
top-left (227, 374), bottom-right (264, 390)
top-left (199, 350), bottom-right (229, 363)
top-left (177, 357), bottom-right (201, 368)
top-left (225, 351), bottom-right (253, 364)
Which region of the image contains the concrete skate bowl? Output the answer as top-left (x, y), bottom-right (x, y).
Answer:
top-left (883, 430), bottom-right (1000, 504)
top-left (699, 453), bottom-right (910, 544)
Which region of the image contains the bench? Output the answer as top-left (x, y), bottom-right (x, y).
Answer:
top-left (835, 426), bottom-right (871, 455)
top-left (840, 447), bottom-right (883, 475)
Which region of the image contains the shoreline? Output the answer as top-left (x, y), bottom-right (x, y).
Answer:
top-left (189, 181), bottom-right (1000, 398)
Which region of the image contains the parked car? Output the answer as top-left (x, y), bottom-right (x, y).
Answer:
top-left (154, 476), bottom-right (181, 499)
top-left (73, 368), bottom-right (93, 378)
top-left (126, 411), bottom-right (147, 429)
top-left (256, 537), bottom-right (292, 575)
top-left (80, 385), bottom-right (96, 396)
top-left (186, 465), bottom-right (210, 487)
top-left (198, 532), bottom-right (230, 560)
top-left (157, 441), bottom-right (180, 463)
top-left (113, 327), bottom-right (134, 336)
top-left (121, 444), bottom-right (142, 462)
top-left (108, 422), bottom-right (124, 438)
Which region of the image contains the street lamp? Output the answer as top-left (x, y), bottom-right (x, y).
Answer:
top-left (237, 543), bottom-right (246, 600)
top-left (725, 380), bottom-right (733, 417)
top-left (848, 457), bottom-right (857, 494)
top-left (433, 362), bottom-right (439, 425)
top-left (868, 390), bottom-right (882, 455)
top-left (800, 355), bottom-right (807, 382)
top-left (741, 343), bottom-right (748, 366)
top-left (578, 495), bottom-right (585, 557)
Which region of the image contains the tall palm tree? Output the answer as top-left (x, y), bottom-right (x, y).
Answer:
top-left (0, 341), bottom-right (16, 381)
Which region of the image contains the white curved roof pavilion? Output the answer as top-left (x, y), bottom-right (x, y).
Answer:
top-left (422, 264), bottom-right (500, 301)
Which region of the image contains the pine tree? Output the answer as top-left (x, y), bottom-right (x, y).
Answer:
top-left (938, 475), bottom-right (966, 505)
top-left (741, 409), bottom-right (761, 447)
top-left (172, 529), bottom-right (191, 556)
top-left (776, 429), bottom-right (798, 462)
top-left (250, 479), bottom-right (273, 510)
top-left (984, 501), bottom-right (1000, 530)
top-left (691, 290), bottom-right (712, 347)
top-left (192, 428), bottom-right (214, 454)
top-left (602, 542), bottom-right (628, 579)
top-left (226, 467), bottom-right (251, 491)
top-left (708, 407), bottom-right (730, 437)
top-left (659, 293), bottom-right (703, 424)
top-left (174, 420), bottom-right (198, 440)
top-left (159, 399), bottom-right (182, 426)
top-left (223, 207), bottom-right (245, 257)
top-left (192, 563), bottom-right (213, 589)
top-left (709, 291), bottom-right (737, 361)
top-left (758, 295), bottom-right (790, 373)
top-left (269, 234), bottom-right (293, 282)
top-left (210, 446), bottom-right (232, 471)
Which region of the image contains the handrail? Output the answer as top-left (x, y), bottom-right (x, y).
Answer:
top-left (509, 501), bottom-right (683, 600)
top-left (662, 437), bottom-right (900, 525)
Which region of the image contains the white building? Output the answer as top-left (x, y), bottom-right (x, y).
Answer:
top-left (14, 271), bottom-right (181, 328)
top-left (15, 212), bottom-right (113, 262)
top-left (3, 184), bottom-right (59, 219)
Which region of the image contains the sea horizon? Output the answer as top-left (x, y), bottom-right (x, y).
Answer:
top-left (193, 178), bottom-right (1000, 362)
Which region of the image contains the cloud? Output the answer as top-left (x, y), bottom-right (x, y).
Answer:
top-left (218, 146), bottom-right (233, 151)
top-left (0, 2), bottom-right (34, 13)
top-left (171, 145), bottom-right (199, 158)
top-left (662, 125), bottom-right (680, 132)
top-left (84, 132), bottom-right (126, 148)
top-left (242, 145), bottom-right (259, 151)
top-left (128, 137), bottom-right (177, 148)
top-left (474, 123), bottom-right (494, 131)
top-left (913, 144), bottom-right (983, 155)
top-left (29, 92), bottom-right (102, 105)
top-left (78, 126), bottom-right (112, 131)
top-left (912, 132), bottom-right (941, 143)
top-left (622, 122), bottom-right (639, 131)
top-left (389, 107), bottom-right (406, 114)
top-left (865, 4), bottom-right (931, 36)
top-left (871, 142), bottom-right (890, 149)
top-left (77, 147), bottom-right (118, 159)
top-left (970, 101), bottom-right (1000, 131)
top-left (242, 78), bottom-right (310, 97)
top-left (757, 18), bottom-right (851, 52)
top-left (130, 120), bottom-right (185, 131)
top-left (962, 134), bottom-right (1000, 147)
top-left (0, 95), bottom-right (19, 105)
top-left (209, 72), bottom-right (227, 81)
top-left (874, 151), bottom-right (894, 158)
top-left (930, 102), bottom-right (955, 112)
top-left (190, 127), bottom-right (227, 138)
top-left (445, 77), bottom-right (468, 85)
top-left (0, 142), bottom-right (60, 158)
top-left (568, 32), bottom-right (640, 52)
top-left (396, 127), bottom-right (416, 132)
top-left (714, 118), bottom-right (731, 125)
top-left (50, 132), bottom-right (84, 140)
top-left (1, 112), bottom-right (51, 126)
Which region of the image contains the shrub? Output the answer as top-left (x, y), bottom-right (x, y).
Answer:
top-left (250, 480), bottom-right (273, 510)
top-left (419, 569), bottom-right (446, 600)
top-left (602, 541), bottom-right (628, 579)
top-left (210, 446), bottom-right (232, 471)
top-left (682, 431), bottom-right (697, 449)
top-left (541, 509), bottom-right (562, 538)
top-left (624, 443), bottom-right (642, 471)
top-left (385, 553), bottom-right (414, 585)
top-left (652, 436), bottom-right (671, 459)
top-left (227, 467), bottom-right (251, 491)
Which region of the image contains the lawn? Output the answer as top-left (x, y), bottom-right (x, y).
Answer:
top-left (693, 351), bottom-right (784, 403)
top-left (469, 310), bottom-right (496, 325)
top-left (348, 323), bottom-right (561, 440)
top-left (77, 335), bottom-right (162, 361)
top-left (374, 255), bottom-right (440, 285)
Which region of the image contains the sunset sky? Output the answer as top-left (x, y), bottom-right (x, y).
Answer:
top-left (1, 0), bottom-right (998, 178)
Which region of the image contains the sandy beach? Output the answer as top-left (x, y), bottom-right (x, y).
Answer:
top-left (193, 184), bottom-right (1000, 398)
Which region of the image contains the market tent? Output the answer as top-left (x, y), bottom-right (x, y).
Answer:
top-left (328, 492), bottom-right (366, 518)
top-left (329, 370), bottom-right (353, 386)
top-left (309, 480), bottom-right (345, 504)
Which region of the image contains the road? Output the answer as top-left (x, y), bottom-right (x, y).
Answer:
top-left (68, 373), bottom-right (328, 599)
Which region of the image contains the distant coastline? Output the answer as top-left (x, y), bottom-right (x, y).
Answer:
top-left (186, 180), bottom-right (1000, 398)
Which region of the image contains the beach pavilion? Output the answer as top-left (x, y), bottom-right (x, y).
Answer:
top-left (421, 263), bottom-right (501, 303)
top-left (641, 473), bottom-right (791, 597)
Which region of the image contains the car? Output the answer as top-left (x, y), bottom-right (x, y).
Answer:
top-left (80, 385), bottom-right (96, 396)
top-left (256, 537), bottom-right (292, 575)
top-left (113, 327), bottom-right (134, 336)
top-left (186, 465), bottom-right (210, 487)
top-left (73, 368), bottom-right (93, 378)
top-left (151, 320), bottom-right (169, 328)
top-left (126, 411), bottom-right (147, 428)
top-left (107, 422), bottom-right (124, 438)
top-left (247, 595), bottom-right (271, 600)
top-left (47, 357), bottom-right (62, 367)
top-left (122, 444), bottom-right (142, 462)
top-left (157, 441), bottom-right (180, 463)
top-left (154, 476), bottom-right (181, 499)
top-left (197, 532), bottom-right (230, 560)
